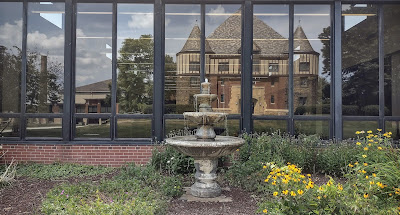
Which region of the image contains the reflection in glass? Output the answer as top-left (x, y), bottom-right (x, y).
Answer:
top-left (385, 121), bottom-right (400, 140)
top-left (342, 4), bottom-right (378, 116)
top-left (75, 118), bottom-right (110, 138)
top-left (165, 119), bottom-right (240, 137)
top-left (295, 120), bottom-right (329, 139)
top-left (76, 3), bottom-right (112, 118)
top-left (0, 118), bottom-right (19, 137)
top-left (117, 119), bottom-right (152, 138)
top-left (117, 4), bottom-right (154, 115)
top-left (27, 118), bottom-right (62, 137)
top-left (253, 5), bottom-right (289, 116)
top-left (0, 2), bottom-right (22, 114)
top-left (294, 5), bottom-right (331, 116)
top-left (165, 5), bottom-right (200, 114)
top-left (384, 5), bottom-right (400, 117)
top-left (343, 121), bottom-right (378, 139)
top-left (205, 5), bottom-right (241, 114)
top-left (254, 120), bottom-right (287, 134)
top-left (26, 2), bottom-right (64, 114)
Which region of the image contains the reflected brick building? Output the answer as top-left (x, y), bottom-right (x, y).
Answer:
top-left (174, 12), bottom-right (319, 115)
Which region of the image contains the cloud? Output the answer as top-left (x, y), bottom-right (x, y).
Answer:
top-left (128, 14), bottom-right (153, 29)
top-left (0, 20), bottom-right (23, 50)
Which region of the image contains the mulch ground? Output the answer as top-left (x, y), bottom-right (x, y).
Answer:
top-left (0, 173), bottom-right (337, 215)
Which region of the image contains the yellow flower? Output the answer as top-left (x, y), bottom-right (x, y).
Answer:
top-left (282, 178), bottom-right (289, 184)
top-left (273, 192), bottom-right (278, 196)
top-left (290, 191), bottom-right (296, 196)
top-left (236, 149), bottom-right (240, 151)
top-left (361, 170), bottom-right (367, 174)
top-left (377, 129), bottom-right (382, 132)
top-left (355, 131), bottom-right (361, 134)
top-left (338, 184), bottom-right (343, 191)
top-left (354, 162), bottom-right (359, 165)
top-left (282, 190), bottom-right (288, 195)
top-left (324, 195), bottom-right (327, 198)
top-left (364, 163), bottom-right (368, 166)
top-left (277, 173), bottom-right (281, 176)
top-left (378, 147), bottom-right (383, 150)
top-left (272, 181), bottom-right (276, 185)
top-left (366, 175), bottom-right (369, 179)
top-left (263, 209), bottom-right (268, 214)
top-left (373, 173), bottom-right (377, 177)
top-left (367, 130), bottom-right (372, 134)
top-left (317, 196), bottom-right (321, 199)
top-left (272, 176), bottom-right (277, 180)
top-left (362, 155), bottom-right (367, 158)
top-left (356, 142), bottom-right (361, 145)
top-left (364, 147), bottom-right (369, 151)
top-left (307, 174), bottom-right (311, 177)
top-left (368, 143), bottom-right (372, 146)
top-left (319, 186), bottom-right (324, 191)
top-left (364, 193), bottom-right (369, 198)
top-left (298, 189), bottom-right (304, 195)
top-left (264, 178), bottom-right (269, 182)
top-left (370, 181), bottom-right (374, 185)
top-left (263, 165), bottom-right (267, 169)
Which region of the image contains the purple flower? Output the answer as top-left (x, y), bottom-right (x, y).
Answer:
top-left (60, 190), bottom-right (64, 195)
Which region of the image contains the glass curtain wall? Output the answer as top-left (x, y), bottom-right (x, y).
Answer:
top-left (205, 4), bottom-right (242, 137)
top-left (342, 4), bottom-right (378, 138)
top-left (252, 4), bottom-right (289, 134)
top-left (384, 4), bottom-right (400, 140)
top-left (116, 4), bottom-right (154, 138)
top-left (0, 2), bottom-right (22, 138)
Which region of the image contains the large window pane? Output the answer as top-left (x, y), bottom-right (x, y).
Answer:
top-left (76, 4), bottom-right (112, 116)
top-left (26, 2), bottom-right (64, 114)
top-left (117, 4), bottom-right (153, 115)
top-left (343, 120), bottom-right (378, 139)
top-left (384, 5), bottom-right (400, 117)
top-left (253, 5), bottom-right (289, 116)
top-left (165, 5), bottom-right (200, 114)
top-left (295, 120), bottom-right (329, 139)
top-left (254, 120), bottom-right (287, 134)
top-left (75, 117), bottom-right (110, 138)
top-left (294, 5), bottom-right (331, 116)
top-left (342, 4), bottom-right (378, 116)
top-left (0, 118), bottom-right (19, 137)
top-left (205, 5), bottom-right (241, 115)
top-left (0, 2), bottom-right (22, 114)
top-left (27, 118), bottom-right (62, 138)
top-left (117, 119), bottom-right (152, 138)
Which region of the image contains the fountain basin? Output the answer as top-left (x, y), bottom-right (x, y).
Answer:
top-left (166, 135), bottom-right (245, 198)
top-left (184, 112), bottom-right (228, 139)
top-left (166, 135), bottom-right (244, 159)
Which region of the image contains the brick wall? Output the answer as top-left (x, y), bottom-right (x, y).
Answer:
top-left (0, 144), bottom-right (154, 167)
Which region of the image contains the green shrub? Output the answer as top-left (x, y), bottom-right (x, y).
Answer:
top-left (41, 179), bottom-right (168, 215)
top-left (294, 106), bottom-right (306, 115)
top-left (343, 105), bottom-right (359, 115)
top-left (17, 163), bottom-right (113, 179)
top-left (116, 163), bottom-right (183, 198)
top-left (150, 145), bottom-right (195, 175)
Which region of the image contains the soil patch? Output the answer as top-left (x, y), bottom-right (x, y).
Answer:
top-left (0, 170), bottom-right (119, 215)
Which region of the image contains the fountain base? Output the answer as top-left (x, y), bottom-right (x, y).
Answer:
top-left (191, 159), bottom-right (221, 198)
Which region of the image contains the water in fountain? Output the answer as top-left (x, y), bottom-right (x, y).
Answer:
top-left (165, 81), bottom-right (245, 198)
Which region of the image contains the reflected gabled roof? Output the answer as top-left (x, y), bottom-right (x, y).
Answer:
top-left (293, 26), bottom-right (315, 53)
top-left (76, 79), bottom-right (111, 92)
top-left (179, 25), bottom-right (213, 54)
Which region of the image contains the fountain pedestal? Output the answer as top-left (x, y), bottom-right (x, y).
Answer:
top-left (191, 159), bottom-right (220, 197)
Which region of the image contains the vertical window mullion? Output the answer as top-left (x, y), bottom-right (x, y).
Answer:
top-left (329, 2), bottom-right (335, 140)
top-left (71, 0), bottom-right (77, 140)
top-left (288, 3), bottom-right (294, 135)
top-left (333, 0), bottom-right (342, 140)
top-left (111, 2), bottom-right (117, 140)
top-left (153, 0), bottom-right (165, 142)
top-left (63, 0), bottom-right (73, 141)
top-left (20, 0), bottom-right (28, 140)
top-left (200, 4), bottom-right (205, 83)
top-left (241, 0), bottom-right (253, 134)
top-left (378, 4), bottom-right (385, 131)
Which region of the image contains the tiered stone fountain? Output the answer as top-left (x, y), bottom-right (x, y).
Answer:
top-left (166, 81), bottom-right (245, 198)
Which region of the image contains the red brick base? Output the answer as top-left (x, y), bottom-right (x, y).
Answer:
top-left (0, 144), bottom-right (154, 167)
